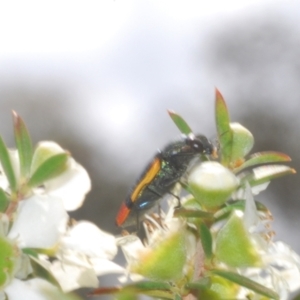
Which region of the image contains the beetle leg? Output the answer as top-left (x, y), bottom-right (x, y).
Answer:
top-left (135, 211), bottom-right (140, 232)
top-left (168, 191), bottom-right (181, 208)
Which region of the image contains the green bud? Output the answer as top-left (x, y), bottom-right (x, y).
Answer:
top-left (131, 231), bottom-right (186, 281)
top-left (199, 275), bottom-right (239, 300)
top-left (0, 236), bottom-right (18, 289)
top-left (188, 162), bottom-right (238, 209)
top-left (230, 123), bottom-right (254, 165)
top-left (215, 212), bottom-right (261, 268)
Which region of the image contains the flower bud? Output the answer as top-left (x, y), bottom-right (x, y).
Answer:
top-left (131, 231), bottom-right (186, 281)
top-left (0, 236), bottom-right (18, 289)
top-left (215, 211), bottom-right (261, 267)
top-left (199, 275), bottom-right (239, 299)
top-left (230, 123), bottom-right (254, 163)
top-left (188, 162), bottom-right (238, 209)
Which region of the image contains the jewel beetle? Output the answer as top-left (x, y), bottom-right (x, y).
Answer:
top-left (115, 134), bottom-right (217, 228)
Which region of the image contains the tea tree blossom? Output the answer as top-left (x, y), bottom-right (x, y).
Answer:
top-left (1, 91), bottom-right (300, 300)
top-left (91, 90), bottom-right (300, 300)
top-left (0, 113), bottom-right (121, 299)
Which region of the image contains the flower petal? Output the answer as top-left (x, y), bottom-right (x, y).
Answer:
top-left (44, 159), bottom-right (91, 211)
top-left (5, 278), bottom-right (60, 300)
top-left (8, 195), bottom-right (68, 248)
top-left (91, 257), bottom-right (125, 275)
top-left (60, 221), bottom-right (117, 259)
top-left (14, 252), bottom-right (33, 280)
top-left (117, 235), bottom-right (145, 265)
top-left (49, 260), bottom-right (98, 292)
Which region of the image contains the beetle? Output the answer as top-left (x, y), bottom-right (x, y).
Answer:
top-left (115, 134), bottom-right (216, 227)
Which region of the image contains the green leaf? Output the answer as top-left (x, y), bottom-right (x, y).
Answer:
top-left (28, 153), bottom-right (69, 187)
top-left (22, 247), bottom-right (56, 257)
top-left (0, 136), bottom-right (17, 193)
top-left (174, 208), bottom-right (214, 219)
top-left (234, 151), bottom-right (291, 173)
top-left (90, 281), bottom-right (173, 299)
top-left (211, 269), bottom-right (279, 299)
top-left (199, 223), bottom-right (213, 258)
top-left (12, 111), bottom-right (33, 179)
top-left (168, 110), bottom-right (193, 135)
top-left (215, 89), bottom-right (233, 166)
top-left (130, 281), bottom-right (171, 291)
top-left (185, 277), bottom-right (211, 290)
top-left (29, 256), bottom-right (60, 287)
top-left (0, 188), bottom-right (9, 212)
top-left (242, 165), bottom-right (296, 187)
top-left (214, 200), bottom-right (269, 222)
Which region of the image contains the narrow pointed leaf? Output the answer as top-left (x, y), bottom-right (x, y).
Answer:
top-left (29, 256), bottom-right (60, 287)
top-left (214, 200), bottom-right (269, 222)
top-left (90, 281), bottom-right (173, 299)
top-left (234, 151), bottom-right (291, 173)
top-left (185, 277), bottom-right (211, 290)
top-left (199, 223), bottom-right (212, 258)
top-left (168, 110), bottom-right (193, 135)
top-left (215, 89), bottom-right (233, 166)
top-left (211, 269), bottom-right (279, 299)
top-left (245, 165), bottom-right (296, 187)
top-left (129, 281), bottom-right (171, 290)
top-left (174, 208), bottom-right (214, 219)
top-left (0, 136), bottom-right (17, 192)
top-left (13, 111), bottom-right (33, 178)
top-left (0, 188), bottom-right (9, 212)
top-left (28, 153), bottom-right (69, 187)
top-left (125, 281), bottom-right (173, 299)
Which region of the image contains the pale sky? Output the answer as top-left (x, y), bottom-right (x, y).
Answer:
top-left (0, 0), bottom-right (269, 55)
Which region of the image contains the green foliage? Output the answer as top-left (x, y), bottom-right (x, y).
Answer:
top-left (28, 153), bottom-right (69, 187)
top-left (0, 188), bottom-right (9, 212)
top-left (0, 236), bottom-right (17, 289)
top-left (199, 222), bottom-right (213, 259)
top-left (0, 136), bottom-right (17, 194)
top-left (76, 90), bottom-right (297, 299)
top-left (215, 89), bottom-right (233, 167)
top-left (215, 212), bottom-right (261, 267)
top-left (13, 111), bottom-right (33, 179)
top-left (167, 110), bottom-right (192, 135)
top-left (211, 270), bottom-right (279, 300)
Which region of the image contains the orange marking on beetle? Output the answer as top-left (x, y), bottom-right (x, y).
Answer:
top-left (130, 157), bottom-right (161, 203)
top-left (116, 202), bottom-right (130, 227)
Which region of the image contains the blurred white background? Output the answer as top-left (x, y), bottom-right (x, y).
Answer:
top-left (1, 1), bottom-right (300, 297)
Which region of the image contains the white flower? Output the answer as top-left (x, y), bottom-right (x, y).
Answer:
top-left (39, 221), bottom-right (124, 292)
top-left (117, 198), bottom-right (195, 282)
top-left (0, 202), bottom-right (67, 300)
top-left (237, 241), bottom-right (300, 300)
top-left (3, 278), bottom-right (73, 300)
top-left (227, 184), bottom-right (300, 299)
top-left (8, 195), bottom-right (68, 248)
top-left (0, 142), bottom-right (91, 211)
top-left (32, 141), bottom-right (91, 211)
